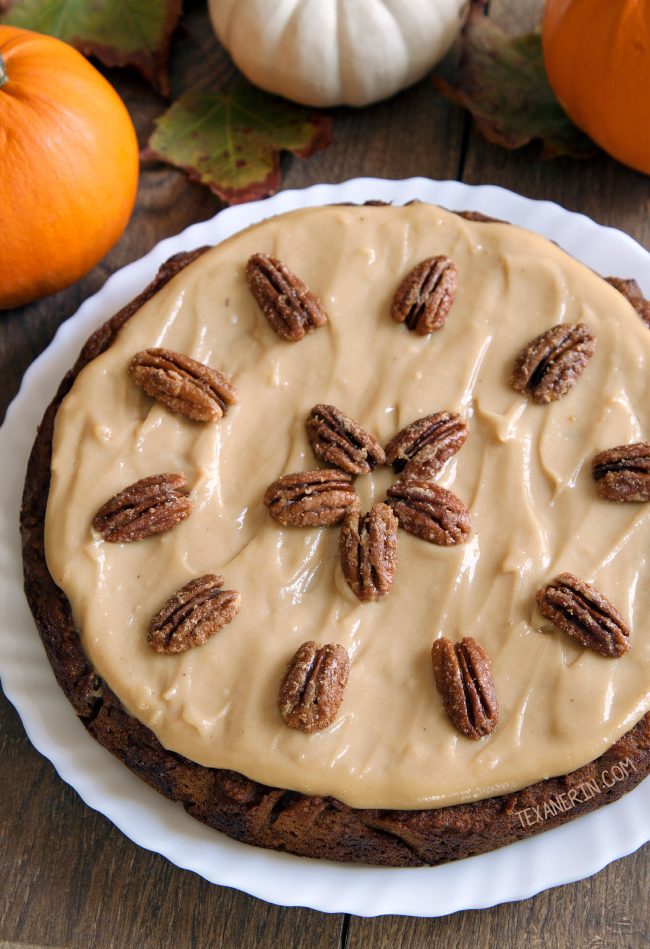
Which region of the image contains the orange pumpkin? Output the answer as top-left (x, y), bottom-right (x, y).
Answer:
top-left (542, 0), bottom-right (650, 175)
top-left (0, 26), bottom-right (139, 309)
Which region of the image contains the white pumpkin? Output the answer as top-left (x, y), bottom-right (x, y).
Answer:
top-left (209, 0), bottom-right (469, 107)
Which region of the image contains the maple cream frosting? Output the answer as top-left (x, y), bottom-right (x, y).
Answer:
top-left (45, 204), bottom-right (650, 809)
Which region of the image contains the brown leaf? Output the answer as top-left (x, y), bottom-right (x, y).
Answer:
top-left (0, 0), bottom-right (182, 95)
top-left (433, 1), bottom-right (595, 159)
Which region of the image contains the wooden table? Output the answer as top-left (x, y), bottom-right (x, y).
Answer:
top-left (2, 1), bottom-right (648, 945)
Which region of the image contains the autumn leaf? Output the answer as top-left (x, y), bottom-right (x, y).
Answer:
top-left (142, 80), bottom-right (333, 205)
top-left (0, 0), bottom-right (182, 95)
top-left (434, 3), bottom-right (595, 158)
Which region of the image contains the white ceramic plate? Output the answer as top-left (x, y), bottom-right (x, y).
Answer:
top-left (1, 178), bottom-right (649, 918)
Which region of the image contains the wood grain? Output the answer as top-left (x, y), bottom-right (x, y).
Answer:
top-left (1, 0), bottom-right (648, 945)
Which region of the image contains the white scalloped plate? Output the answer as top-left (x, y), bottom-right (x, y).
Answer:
top-left (1, 178), bottom-right (649, 918)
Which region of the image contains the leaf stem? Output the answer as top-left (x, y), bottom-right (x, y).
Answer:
top-left (0, 53), bottom-right (7, 89)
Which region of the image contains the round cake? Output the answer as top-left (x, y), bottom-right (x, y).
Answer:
top-left (22, 202), bottom-right (650, 865)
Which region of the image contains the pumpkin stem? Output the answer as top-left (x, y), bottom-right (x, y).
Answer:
top-left (0, 53), bottom-right (7, 89)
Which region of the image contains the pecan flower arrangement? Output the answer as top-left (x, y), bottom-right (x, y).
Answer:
top-left (263, 403), bottom-right (472, 604)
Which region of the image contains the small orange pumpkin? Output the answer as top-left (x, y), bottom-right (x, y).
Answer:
top-left (542, 0), bottom-right (650, 175)
top-left (0, 26), bottom-right (139, 309)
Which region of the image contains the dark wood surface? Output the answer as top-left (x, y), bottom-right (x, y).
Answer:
top-left (1, 1), bottom-right (648, 946)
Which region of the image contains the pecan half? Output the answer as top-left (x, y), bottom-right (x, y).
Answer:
top-left (431, 636), bottom-right (499, 739)
top-left (391, 256), bottom-right (458, 335)
top-left (339, 502), bottom-right (398, 602)
top-left (511, 323), bottom-right (596, 404)
top-left (306, 404), bottom-right (386, 475)
top-left (605, 277), bottom-right (650, 329)
top-left (592, 442), bottom-right (650, 502)
top-left (129, 348), bottom-right (238, 422)
top-left (245, 253), bottom-right (328, 341)
top-left (264, 469), bottom-right (358, 527)
top-left (385, 411), bottom-right (468, 479)
top-left (92, 473), bottom-right (192, 543)
top-left (278, 641), bottom-right (350, 732)
top-left (536, 573), bottom-right (631, 658)
top-left (148, 575), bottom-right (241, 654)
top-left (387, 480), bottom-right (471, 546)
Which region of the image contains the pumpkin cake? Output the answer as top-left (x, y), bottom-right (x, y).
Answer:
top-left (22, 203), bottom-right (650, 865)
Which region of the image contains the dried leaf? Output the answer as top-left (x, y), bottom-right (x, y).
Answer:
top-left (0, 0), bottom-right (181, 95)
top-left (433, 3), bottom-right (595, 158)
top-left (142, 80), bottom-right (333, 205)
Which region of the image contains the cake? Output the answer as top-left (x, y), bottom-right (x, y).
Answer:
top-left (21, 203), bottom-right (650, 866)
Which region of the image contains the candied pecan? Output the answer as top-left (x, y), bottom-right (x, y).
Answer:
top-left (92, 473), bottom-right (192, 543)
top-left (245, 253), bottom-right (328, 341)
top-left (605, 277), bottom-right (650, 329)
top-left (278, 640), bottom-right (350, 732)
top-left (385, 411), bottom-right (468, 479)
top-left (431, 636), bottom-right (499, 739)
top-left (339, 502), bottom-right (398, 602)
top-left (536, 573), bottom-right (631, 658)
top-left (511, 323), bottom-right (596, 404)
top-left (387, 480), bottom-right (471, 546)
top-left (592, 442), bottom-right (650, 502)
top-left (391, 256), bottom-right (458, 335)
top-left (306, 403), bottom-right (386, 475)
top-left (264, 469), bottom-right (358, 527)
top-left (148, 575), bottom-right (241, 654)
top-left (129, 348), bottom-right (238, 422)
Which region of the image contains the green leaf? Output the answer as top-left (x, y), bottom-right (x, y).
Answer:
top-left (0, 0), bottom-right (182, 94)
top-left (433, 3), bottom-right (595, 159)
top-left (142, 80), bottom-right (333, 205)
